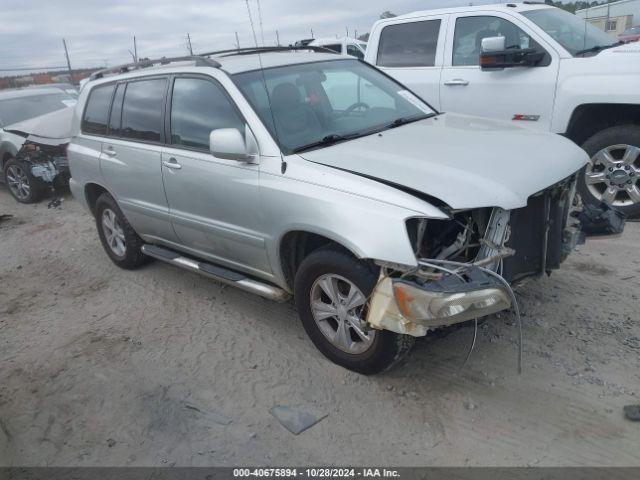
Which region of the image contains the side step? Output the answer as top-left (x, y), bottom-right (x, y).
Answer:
top-left (141, 244), bottom-right (290, 302)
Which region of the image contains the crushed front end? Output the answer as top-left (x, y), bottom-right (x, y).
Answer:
top-left (15, 140), bottom-right (70, 192)
top-left (368, 175), bottom-right (584, 336)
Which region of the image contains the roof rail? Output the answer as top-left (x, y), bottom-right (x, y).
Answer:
top-left (89, 55), bottom-right (221, 81)
top-left (199, 45), bottom-right (340, 58)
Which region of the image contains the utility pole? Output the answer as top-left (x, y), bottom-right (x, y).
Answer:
top-left (134, 36), bottom-right (138, 62)
top-left (345, 26), bottom-right (349, 37)
top-left (275, 30), bottom-right (280, 46)
top-left (62, 38), bottom-right (73, 79)
top-left (311, 28), bottom-right (314, 38)
top-left (235, 31), bottom-right (240, 51)
top-left (186, 33), bottom-right (193, 55)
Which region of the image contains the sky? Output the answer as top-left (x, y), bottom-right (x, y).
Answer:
top-left (0, 0), bottom-right (568, 74)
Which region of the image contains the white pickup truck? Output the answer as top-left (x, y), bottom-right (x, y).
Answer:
top-left (365, 2), bottom-right (640, 216)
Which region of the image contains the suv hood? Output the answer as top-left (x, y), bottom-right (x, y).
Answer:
top-left (299, 113), bottom-right (588, 210)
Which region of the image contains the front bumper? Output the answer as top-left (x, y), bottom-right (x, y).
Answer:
top-left (367, 267), bottom-right (511, 337)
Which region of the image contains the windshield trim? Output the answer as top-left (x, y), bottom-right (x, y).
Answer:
top-left (231, 58), bottom-right (440, 155)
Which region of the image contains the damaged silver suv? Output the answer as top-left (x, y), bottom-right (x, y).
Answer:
top-left (69, 49), bottom-right (588, 374)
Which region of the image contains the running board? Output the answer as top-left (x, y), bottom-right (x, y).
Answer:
top-left (141, 244), bottom-right (290, 302)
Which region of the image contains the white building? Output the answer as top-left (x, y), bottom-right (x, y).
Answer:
top-left (576, 0), bottom-right (640, 37)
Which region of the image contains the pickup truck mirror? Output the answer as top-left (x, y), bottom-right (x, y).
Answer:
top-left (480, 36), bottom-right (545, 70)
top-left (481, 36), bottom-right (505, 53)
top-left (210, 128), bottom-right (255, 162)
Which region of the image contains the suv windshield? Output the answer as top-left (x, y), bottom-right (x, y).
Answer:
top-left (233, 59), bottom-right (435, 154)
top-left (523, 7), bottom-right (619, 56)
top-left (0, 92), bottom-right (76, 127)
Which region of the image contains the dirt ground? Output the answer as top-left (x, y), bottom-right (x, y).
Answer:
top-left (0, 187), bottom-right (639, 467)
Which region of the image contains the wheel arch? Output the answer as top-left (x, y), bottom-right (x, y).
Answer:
top-left (84, 182), bottom-right (113, 216)
top-left (565, 103), bottom-right (640, 145)
top-left (278, 229), bottom-right (365, 291)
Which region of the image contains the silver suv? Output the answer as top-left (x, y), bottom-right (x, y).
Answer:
top-left (69, 48), bottom-right (588, 374)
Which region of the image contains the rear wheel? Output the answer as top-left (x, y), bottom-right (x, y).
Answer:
top-left (294, 247), bottom-right (414, 375)
top-left (579, 125), bottom-right (640, 217)
top-left (95, 193), bottom-right (148, 269)
top-left (4, 159), bottom-right (44, 204)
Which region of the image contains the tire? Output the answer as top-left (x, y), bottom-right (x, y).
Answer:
top-left (294, 247), bottom-right (414, 375)
top-left (4, 158), bottom-right (45, 204)
top-left (578, 125), bottom-right (640, 218)
top-left (94, 193), bottom-right (148, 269)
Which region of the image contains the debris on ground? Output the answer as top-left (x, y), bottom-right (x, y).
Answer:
top-left (623, 405), bottom-right (640, 422)
top-left (184, 403), bottom-right (232, 425)
top-left (579, 203), bottom-right (626, 236)
top-left (270, 405), bottom-right (328, 435)
top-left (0, 214), bottom-right (13, 225)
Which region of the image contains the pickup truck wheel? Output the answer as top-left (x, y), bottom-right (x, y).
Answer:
top-left (4, 159), bottom-right (44, 204)
top-left (294, 247), bottom-right (414, 375)
top-left (579, 125), bottom-right (640, 217)
top-left (95, 193), bottom-right (148, 269)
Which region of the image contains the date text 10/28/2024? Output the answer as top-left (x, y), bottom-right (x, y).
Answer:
top-left (233, 468), bottom-right (401, 478)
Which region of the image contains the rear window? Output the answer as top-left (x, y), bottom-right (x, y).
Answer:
top-left (377, 20), bottom-right (441, 67)
top-left (82, 84), bottom-right (115, 135)
top-left (120, 78), bottom-right (167, 142)
top-left (0, 92), bottom-right (76, 127)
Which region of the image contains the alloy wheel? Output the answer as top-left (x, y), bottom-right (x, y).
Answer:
top-left (6, 164), bottom-right (31, 201)
top-left (585, 144), bottom-right (640, 207)
top-left (310, 273), bottom-right (375, 354)
top-left (101, 208), bottom-right (127, 257)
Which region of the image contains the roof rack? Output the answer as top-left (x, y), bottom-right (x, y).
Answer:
top-left (89, 55), bottom-right (221, 81)
top-left (199, 45), bottom-right (340, 58)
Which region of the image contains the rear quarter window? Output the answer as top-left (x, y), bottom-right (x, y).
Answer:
top-left (377, 20), bottom-right (441, 67)
top-left (82, 84), bottom-right (116, 135)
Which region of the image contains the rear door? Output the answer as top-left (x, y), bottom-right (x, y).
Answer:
top-left (161, 75), bottom-right (269, 276)
top-left (99, 76), bottom-right (179, 242)
top-left (370, 14), bottom-right (448, 109)
top-left (439, 12), bottom-right (559, 131)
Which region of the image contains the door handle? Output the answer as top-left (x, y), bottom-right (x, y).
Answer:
top-left (104, 146), bottom-right (117, 157)
top-left (444, 79), bottom-right (470, 86)
top-left (162, 158), bottom-right (182, 170)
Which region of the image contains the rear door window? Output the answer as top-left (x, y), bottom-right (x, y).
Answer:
top-left (120, 78), bottom-right (167, 142)
top-left (82, 84), bottom-right (115, 135)
top-left (170, 77), bottom-right (244, 151)
top-left (377, 20), bottom-right (441, 67)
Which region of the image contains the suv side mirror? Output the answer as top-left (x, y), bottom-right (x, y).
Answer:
top-left (210, 128), bottom-right (256, 162)
top-left (480, 36), bottom-right (545, 70)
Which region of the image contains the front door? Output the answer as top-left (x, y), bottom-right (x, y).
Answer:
top-left (440, 13), bottom-right (559, 131)
top-left (161, 75), bottom-right (270, 277)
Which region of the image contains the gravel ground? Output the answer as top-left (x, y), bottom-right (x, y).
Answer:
top-left (0, 188), bottom-right (639, 466)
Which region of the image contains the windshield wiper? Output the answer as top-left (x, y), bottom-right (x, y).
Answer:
top-left (292, 133), bottom-right (353, 154)
top-left (385, 115), bottom-right (430, 130)
top-left (575, 41), bottom-right (623, 56)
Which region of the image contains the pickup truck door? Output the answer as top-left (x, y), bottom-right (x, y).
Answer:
top-left (370, 14), bottom-right (448, 110)
top-left (439, 12), bottom-right (559, 131)
top-left (160, 75), bottom-right (271, 278)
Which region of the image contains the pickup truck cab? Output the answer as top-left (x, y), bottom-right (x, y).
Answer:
top-left (366, 3), bottom-right (640, 216)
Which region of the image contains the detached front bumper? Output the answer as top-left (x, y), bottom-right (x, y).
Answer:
top-left (367, 267), bottom-right (511, 337)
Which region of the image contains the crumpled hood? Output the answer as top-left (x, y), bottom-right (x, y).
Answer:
top-left (299, 113), bottom-right (588, 210)
top-left (3, 107), bottom-right (73, 145)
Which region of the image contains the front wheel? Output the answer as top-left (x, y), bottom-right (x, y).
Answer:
top-left (578, 125), bottom-right (640, 218)
top-left (294, 247), bottom-right (414, 375)
top-left (4, 159), bottom-right (44, 204)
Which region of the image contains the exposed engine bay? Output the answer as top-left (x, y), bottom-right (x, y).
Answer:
top-left (16, 140), bottom-right (69, 189)
top-left (367, 175), bottom-right (586, 341)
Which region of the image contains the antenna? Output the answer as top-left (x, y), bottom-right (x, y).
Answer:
top-left (244, 0), bottom-right (286, 174)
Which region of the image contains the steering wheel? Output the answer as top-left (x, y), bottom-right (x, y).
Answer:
top-left (344, 102), bottom-right (370, 115)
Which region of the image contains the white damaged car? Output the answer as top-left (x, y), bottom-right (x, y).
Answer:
top-left (69, 50), bottom-right (590, 373)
